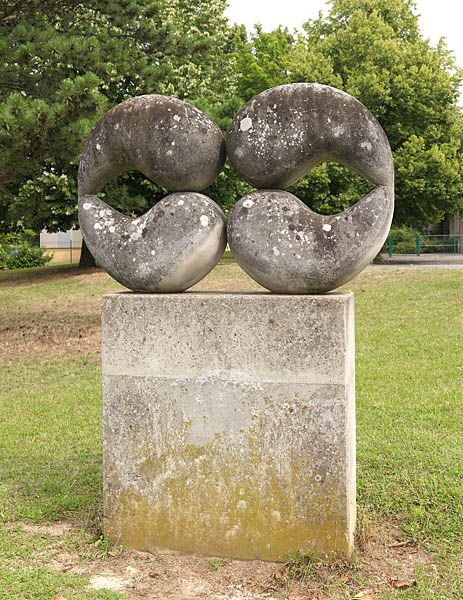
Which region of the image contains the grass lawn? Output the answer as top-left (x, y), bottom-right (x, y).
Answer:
top-left (0, 262), bottom-right (462, 599)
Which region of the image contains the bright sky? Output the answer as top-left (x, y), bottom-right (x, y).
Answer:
top-left (225, 0), bottom-right (463, 67)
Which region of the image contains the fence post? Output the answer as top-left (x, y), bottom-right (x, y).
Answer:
top-left (70, 239), bottom-right (72, 263)
top-left (453, 236), bottom-right (457, 254)
top-left (416, 234), bottom-right (421, 257)
top-left (388, 236), bottom-right (393, 257)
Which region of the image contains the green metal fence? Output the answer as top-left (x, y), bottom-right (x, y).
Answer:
top-left (386, 234), bottom-right (462, 257)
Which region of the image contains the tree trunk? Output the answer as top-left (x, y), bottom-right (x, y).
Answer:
top-left (79, 238), bottom-right (96, 268)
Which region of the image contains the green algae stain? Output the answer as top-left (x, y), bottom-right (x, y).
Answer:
top-left (104, 427), bottom-right (353, 561)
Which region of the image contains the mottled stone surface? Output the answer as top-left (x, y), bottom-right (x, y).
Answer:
top-left (228, 188), bottom-right (391, 293)
top-left (102, 293), bottom-right (356, 561)
top-left (79, 192), bottom-right (226, 292)
top-left (77, 95), bottom-right (227, 292)
top-left (226, 83), bottom-right (394, 293)
top-left (227, 83), bottom-right (393, 189)
top-left (79, 94), bottom-right (225, 195)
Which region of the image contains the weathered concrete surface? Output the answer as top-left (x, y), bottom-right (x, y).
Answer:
top-left (77, 95), bottom-right (227, 292)
top-left (228, 188), bottom-right (392, 293)
top-left (102, 293), bottom-right (356, 561)
top-left (227, 83), bottom-right (393, 190)
top-left (79, 192), bottom-right (226, 292)
top-left (79, 94), bottom-right (225, 195)
top-left (226, 83), bottom-right (394, 293)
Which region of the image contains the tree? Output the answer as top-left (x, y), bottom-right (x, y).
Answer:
top-left (0, 0), bottom-right (239, 264)
top-left (233, 0), bottom-right (463, 227)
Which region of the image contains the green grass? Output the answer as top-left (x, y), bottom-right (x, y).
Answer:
top-left (0, 264), bottom-right (462, 598)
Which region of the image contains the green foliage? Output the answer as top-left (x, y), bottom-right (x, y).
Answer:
top-left (388, 227), bottom-right (419, 242)
top-left (0, 240), bottom-right (51, 270)
top-left (0, 228), bottom-right (50, 270)
top-left (1, 0), bottom-right (463, 232)
top-left (0, 0), bottom-right (239, 229)
top-left (234, 0), bottom-right (463, 226)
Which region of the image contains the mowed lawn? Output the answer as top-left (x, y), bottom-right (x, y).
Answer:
top-left (0, 262), bottom-right (462, 599)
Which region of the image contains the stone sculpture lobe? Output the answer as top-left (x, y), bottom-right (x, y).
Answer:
top-left (78, 95), bottom-right (227, 292)
top-left (79, 94), bottom-right (226, 195)
top-left (227, 83), bottom-right (394, 293)
top-left (228, 188), bottom-right (390, 294)
top-left (79, 193), bottom-right (226, 293)
top-left (226, 83), bottom-right (393, 189)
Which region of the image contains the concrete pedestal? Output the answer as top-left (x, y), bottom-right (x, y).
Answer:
top-left (102, 293), bottom-right (355, 561)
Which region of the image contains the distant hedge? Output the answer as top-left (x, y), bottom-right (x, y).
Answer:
top-left (0, 230), bottom-right (51, 270)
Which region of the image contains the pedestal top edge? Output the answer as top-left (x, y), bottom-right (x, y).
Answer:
top-left (102, 291), bottom-right (354, 301)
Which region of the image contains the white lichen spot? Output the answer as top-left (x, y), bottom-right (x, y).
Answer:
top-left (109, 226), bottom-right (115, 233)
top-left (361, 141), bottom-right (373, 151)
top-left (272, 247), bottom-right (280, 256)
top-left (171, 140), bottom-right (175, 146)
top-left (173, 114), bottom-right (181, 122)
top-left (96, 143), bottom-right (101, 150)
top-left (130, 231), bottom-right (141, 241)
top-left (323, 224), bottom-right (332, 232)
top-left (237, 500), bottom-right (247, 511)
top-left (83, 202), bottom-right (92, 210)
top-left (177, 199), bottom-right (184, 206)
top-left (166, 150), bottom-right (173, 157)
top-left (114, 123), bottom-right (120, 130)
top-left (333, 126), bottom-right (344, 138)
top-left (151, 250), bottom-right (156, 256)
top-left (240, 117), bottom-right (253, 132)
top-left (200, 215), bottom-right (209, 227)
top-left (270, 510), bottom-right (281, 521)
top-left (243, 199), bottom-right (254, 208)
top-left (93, 223), bottom-right (102, 230)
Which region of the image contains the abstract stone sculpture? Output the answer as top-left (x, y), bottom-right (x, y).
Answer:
top-left (78, 95), bottom-right (226, 292)
top-left (227, 83), bottom-right (394, 293)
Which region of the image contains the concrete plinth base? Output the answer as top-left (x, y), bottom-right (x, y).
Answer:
top-left (102, 293), bottom-right (355, 561)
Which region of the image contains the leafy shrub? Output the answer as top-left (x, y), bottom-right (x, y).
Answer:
top-left (0, 229), bottom-right (39, 246)
top-left (0, 240), bottom-right (51, 270)
top-left (382, 227), bottom-right (420, 254)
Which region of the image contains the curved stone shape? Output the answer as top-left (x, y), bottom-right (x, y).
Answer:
top-left (79, 193), bottom-right (226, 292)
top-left (227, 83), bottom-right (394, 293)
top-left (228, 188), bottom-right (393, 294)
top-left (226, 83), bottom-right (393, 189)
top-left (78, 94), bottom-right (226, 195)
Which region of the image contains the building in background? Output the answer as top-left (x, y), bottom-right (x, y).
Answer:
top-left (40, 229), bottom-right (82, 263)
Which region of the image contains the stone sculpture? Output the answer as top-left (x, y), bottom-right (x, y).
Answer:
top-left (78, 95), bottom-right (226, 292)
top-left (78, 85), bottom-right (394, 293)
top-left (227, 84), bottom-right (394, 293)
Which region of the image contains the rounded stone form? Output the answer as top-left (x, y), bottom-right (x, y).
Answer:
top-left (227, 83), bottom-right (394, 293)
top-left (228, 188), bottom-right (394, 294)
top-left (226, 83), bottom-right (394, 189)
top-left (78, 94), bottom-right (226, 195)
top-left (79, 193), bottom-right (226, 293)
